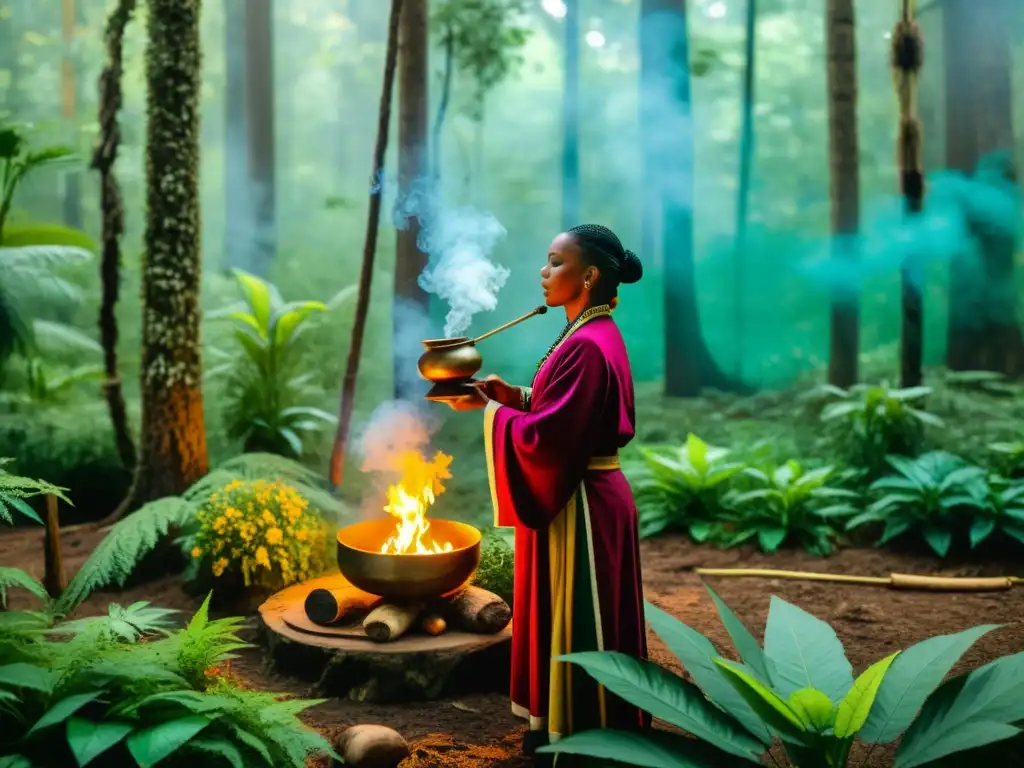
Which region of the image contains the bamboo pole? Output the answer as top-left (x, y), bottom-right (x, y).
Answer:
top-left (696, 567), bottom-right (1021, 592)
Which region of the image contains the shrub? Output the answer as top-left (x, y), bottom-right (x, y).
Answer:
top-left (631, 434), bottom-right (745, 540)
top-left (192, 479), bottom-right (328, 589)
top-left (472, 532), bottom-right (514, 606)
top-left (715, 461), bottom-right (860, 556)
top-left (541, 588), bottom-right (1024, 767)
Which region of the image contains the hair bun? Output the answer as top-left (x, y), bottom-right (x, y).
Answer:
top-left (619, 249), bottom-right (643, 284)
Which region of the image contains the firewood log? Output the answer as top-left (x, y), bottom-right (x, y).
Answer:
top-left (304, 586), bottom-right (382, 626)
top-left (443, 586), bottom-right (511, 634)
top-left (363, 601), bottom-right (423, 642)
top-left (420, 613), bottom-right (446, 636)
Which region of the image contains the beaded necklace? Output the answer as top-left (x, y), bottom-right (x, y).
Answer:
top-left (535, 304), bottom-right (612, 371)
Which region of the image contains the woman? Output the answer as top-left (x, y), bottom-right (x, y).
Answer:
top-left (475, 224), bottom-right (650, 760)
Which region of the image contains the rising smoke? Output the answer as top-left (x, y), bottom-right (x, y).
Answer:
top-left (393, 176), bottom-right (511, 338)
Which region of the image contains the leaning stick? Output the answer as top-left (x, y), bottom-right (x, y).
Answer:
top-left (695, 567), bottom-right (1023, 593)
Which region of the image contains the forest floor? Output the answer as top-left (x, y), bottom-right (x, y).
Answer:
top-left (3, 525), bottom-right (1023, 768)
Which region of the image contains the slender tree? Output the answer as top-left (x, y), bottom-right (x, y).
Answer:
top-left (109, 0), bottom-right (208, 521)
top-left (733, 0), bottom-right (757, 382)
top-left (60, 0), bottom-right (83, 230)
top-left (825, 0), bottom-right (861, 388)
top-left (894, 0), bottom-right (925, 388)
top-left (329, 0), bottom-right (405, 489)
top-left (92, 0), bottom-right (137, 474)
top-left (561, 0), bottom-right (580, 228)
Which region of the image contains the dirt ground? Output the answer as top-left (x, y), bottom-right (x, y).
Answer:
top-left (3, 525), bottom-right (1023, 767)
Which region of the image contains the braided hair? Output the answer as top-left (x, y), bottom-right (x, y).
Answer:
top-left (566, 224), bottom-right (643, 308)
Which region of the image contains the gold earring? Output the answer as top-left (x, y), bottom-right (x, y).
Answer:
top-left (584, 279), bottom-right (591, 290)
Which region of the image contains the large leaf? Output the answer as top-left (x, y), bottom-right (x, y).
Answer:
top-left (860, 624), bottom-right (1001, 743)
top-left (0, 567), bottom-right (49, 607)
top-left (125, 715), bottom-right (211, 766)
top-left (833, 652), bottom-right (900, 738)
top-left (0, 662), bottom-right (55, 693)
top-left (556, 651), bottom-right (763, 761)
top-left (787, 687), bottom-right (834, 731)
top-left (67, 717), bottom-right (134, 767)
top-left (538, 727), bottom-right (744, 768)
top-left (232, 269), bottom-right (273, 336)
top-left (703, 585), bottom-right (770, 681)
top-left (26, 691), bottom-right (104, 736)
top-left (895, 652), bottom-right (1024, 767)
top-left (762, 596), bottom-right (854, 702)
top-left (644, 601), bottom-right (772, 744)
top-left (1, 224), bottom-right (96, 251)
top-left (713, 658), bottom-right (807, 742)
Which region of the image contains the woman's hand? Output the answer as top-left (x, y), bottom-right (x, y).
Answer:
top-left (473, 375), bottom-right (522, 409)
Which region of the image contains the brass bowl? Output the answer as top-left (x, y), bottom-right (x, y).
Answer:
top-left (417, 338), bottom-right (483, 382)
top-left (336, 518), bottom-right (482, 600)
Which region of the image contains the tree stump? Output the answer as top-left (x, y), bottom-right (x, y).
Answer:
top-left (257, 574), bottom-right (512, 703)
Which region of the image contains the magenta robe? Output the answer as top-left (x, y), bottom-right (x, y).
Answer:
top-left (483, 312), bottom-right (649, 742)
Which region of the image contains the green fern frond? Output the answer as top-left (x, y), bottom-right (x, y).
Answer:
top-left (0, 460), bottom-right (71, 526)
top-left (55, 601), bottom-right (181, 642)
top-left (56, 497), bottom-right (191, 616)
top-left (0, 568), bottom-right (49, 609)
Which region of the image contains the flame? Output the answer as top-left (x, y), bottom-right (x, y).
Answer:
top-left (379, 450), bottom-right (456, 555)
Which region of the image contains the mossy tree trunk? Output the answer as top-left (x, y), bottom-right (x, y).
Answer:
top-left (825, 0), bottom-right (861, 389)
top-left (92, 0), bottom-right (138, 474)
top-left (111, 0), bottom-right (208, 521)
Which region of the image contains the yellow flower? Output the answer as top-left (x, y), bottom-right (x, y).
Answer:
top-left (255, 546), bottom-right (270, 569)
top-left (191, 546), bottom-right (202, 559)
top-left (266, 527), bottom-right (283, 545)
top-left (212, 557), bottom-right (229, 577)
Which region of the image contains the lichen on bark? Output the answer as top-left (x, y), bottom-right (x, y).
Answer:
top-left (116, 0), bottom-right (208, 515)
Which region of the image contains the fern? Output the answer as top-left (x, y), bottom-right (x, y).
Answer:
top-left (56, 497), bottom-right (191, 615)
top-left (0, 458), bottom-right (72, 525)
top-left (55, 601), bottom-right (180, 642)
top-left (0, 568), bottom-right (49, 609)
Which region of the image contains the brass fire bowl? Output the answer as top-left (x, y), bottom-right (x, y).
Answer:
top-left (335, 518), bottom-right (482, 600)
top-left (417, 337), bottom-right (483, 383)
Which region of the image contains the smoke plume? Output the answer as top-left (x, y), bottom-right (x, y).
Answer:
top-left (393, 176), bottom-right (511, 338)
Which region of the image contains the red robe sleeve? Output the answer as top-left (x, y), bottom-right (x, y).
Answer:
top-left (483, 336), bottom-right (609, 530)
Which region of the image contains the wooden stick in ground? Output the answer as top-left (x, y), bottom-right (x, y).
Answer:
top-left (696, 567), bottom-right (1019, 592)
top-left (442, 585), bottom-right (511, 633)
top-left (363, 601), bottom-right (423, 642)
top-left (327, 0), bottom-right (405, 489)
top-left (43, 494), bottom-right (66, 598)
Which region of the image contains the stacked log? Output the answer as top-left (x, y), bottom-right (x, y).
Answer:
top-left (303, 583), bottom-right (511, 643)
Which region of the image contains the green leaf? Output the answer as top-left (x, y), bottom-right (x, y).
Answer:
top-left (67, 717), bottom-right (134, 767)
top-left (0, 567), bottom-right (49, 607)
top-left (969, 518), bottom-right (996, 548)
top-left (713, 658), bottom-right (807, 741)
top-left (895, 653), bottom-right (1024, 767)
top-left (787, 687), bottom-right (834, 731)
top-left (703, 585), bottom-right (770, 681)
top-left (227, 725), bottom-right (273, 765)
top-left (556, 651), bottom-right (763, 760)
top-left (0, 662), bottom-right (54, 693)
top-left (644, 601), bottom-right (772, 745)
top-left (538, 727), bottom-right (736, 767)
top-left (757, 527), bottom-right (787, 553)
top-left (125, 715), bottom-right (211, 766)
top-left (922, 526), bottom-right (953, 557)
top-left (187, 737), bottom-right (246, 768)
top-left (763, 596), bottom-right (854, 702)
top-left (232, 269), bottom-right (273, 335)
top-left (834, 652), bottom-right (900, 738)
top-left (0, 756), bottom-right (33, 768)
top-left (860, 624), bottom-right (1001, 743)
top-left (26, 691), bottom-right (104, 736)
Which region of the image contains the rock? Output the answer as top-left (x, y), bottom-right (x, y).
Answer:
top-left (334, 725), bottom-right (410, 768)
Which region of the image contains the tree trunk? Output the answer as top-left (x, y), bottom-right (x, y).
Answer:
top-left (222, 0), bottom-right (247, 271)
top-left (943, 0), bottom-right (1024, 376)
top-left (893, 5), bottom-right (925, 389)
top-left (825, 0), bottom-right (861, 388)
top-left (243, 0), bottom-right (276, 277)
top-left (60, 0), bottom-right (83, 230)
top-left (328, 0), bottom-right (405, 489)
top-left (561, 0), bottom-right (580, 228)
top-left (393, 0), bottom-right (429, 400)
top-left (640, 0), bottom-right (736, 397)
top-left (110, 0), bottom-right (208, 521)
top-left (733, 0), bottom-right (757, 382)
top-left (92, 0), bottom-right (138, 474)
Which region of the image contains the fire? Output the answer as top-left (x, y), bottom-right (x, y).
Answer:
top-left (379, 450), bottom-right (456, 555)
